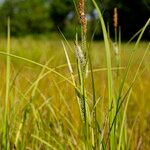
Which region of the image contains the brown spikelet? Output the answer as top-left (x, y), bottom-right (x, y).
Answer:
top-left (113, 7), bottom-right (118, 29)
top-left (78, 0), bottom-right (87, 34)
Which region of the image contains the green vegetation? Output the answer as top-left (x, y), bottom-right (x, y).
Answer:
top-left (0, 0), bottom-right (150, 149)
top-left (0, 34), bottom-right (149, 150)
top-left (0, 0), bottom-right (149, 39)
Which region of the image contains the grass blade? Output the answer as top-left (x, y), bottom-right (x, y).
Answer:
top-left (3, 17), bottom-right (11, 150)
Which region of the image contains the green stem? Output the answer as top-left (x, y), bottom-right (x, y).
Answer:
top-left (3, 17), bottom-right (11, 150)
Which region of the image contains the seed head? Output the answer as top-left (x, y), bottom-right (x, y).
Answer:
top-left (78, 0), bottom-right (87, 34)
top-left (113, 7), bottom-right (118, 29)
top-left (74, 44), bottom-right (85, 65)
top-left (74, 43), bottom-right (88, 78)
top-left (112, 42), bottom-right (119, 55)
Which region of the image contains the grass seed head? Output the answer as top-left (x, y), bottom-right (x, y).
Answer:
top-left (113, 7), bottom-right (118, 29)
top-left (74, 44), bottom-right (85, 65)
top-left (74, 43), bottom-right (88, 78)
top-left (78, 0), bottom-right (87, 34)
top-left (112, 42), bottom-right (119, 55)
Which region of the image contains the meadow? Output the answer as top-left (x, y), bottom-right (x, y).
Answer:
top-left (0, 36), bottom-right (149, 149)
top-left (0, 1), bottom-right (150, 149)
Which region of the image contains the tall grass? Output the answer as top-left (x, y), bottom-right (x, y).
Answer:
top-left (0, 0), bottom-right (149, 149)
top-left (2, 17), bottom-right (11, 150)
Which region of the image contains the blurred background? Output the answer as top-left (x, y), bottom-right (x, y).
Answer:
top-left (0, 0), bottom-right (149, 40)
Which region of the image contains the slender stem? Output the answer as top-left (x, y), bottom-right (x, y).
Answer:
top-left (3, 17), bottom-right (11, 150)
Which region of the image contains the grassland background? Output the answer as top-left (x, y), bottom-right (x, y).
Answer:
top-left (0, 37), bottom-right (150, 149)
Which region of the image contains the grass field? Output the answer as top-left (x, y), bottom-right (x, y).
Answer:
top-left (0, 36), bottom-right (149, 149)
top-left (0, 0), bottom-right (149, 148)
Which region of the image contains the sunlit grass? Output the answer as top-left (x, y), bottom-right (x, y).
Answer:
top-left (0, 0), bottom-right (149, 148)
top-left (0, 6), bottom-right (150, 148)
top-left (0, 34), bottom-right (149, 149)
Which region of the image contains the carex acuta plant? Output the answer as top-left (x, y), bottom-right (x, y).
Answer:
top-left (75, 0), bottom-right (89, 125)
top-left (63, 0), bottom-right (90, 148)
top-left (74, 0), bottom-right (91, 148)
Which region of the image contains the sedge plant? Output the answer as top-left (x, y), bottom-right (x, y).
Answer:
top-left (0, 0), bottom-right (150, 149)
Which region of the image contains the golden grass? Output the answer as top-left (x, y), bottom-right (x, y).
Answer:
top-left (0, 37), bottom-right (149, 149)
